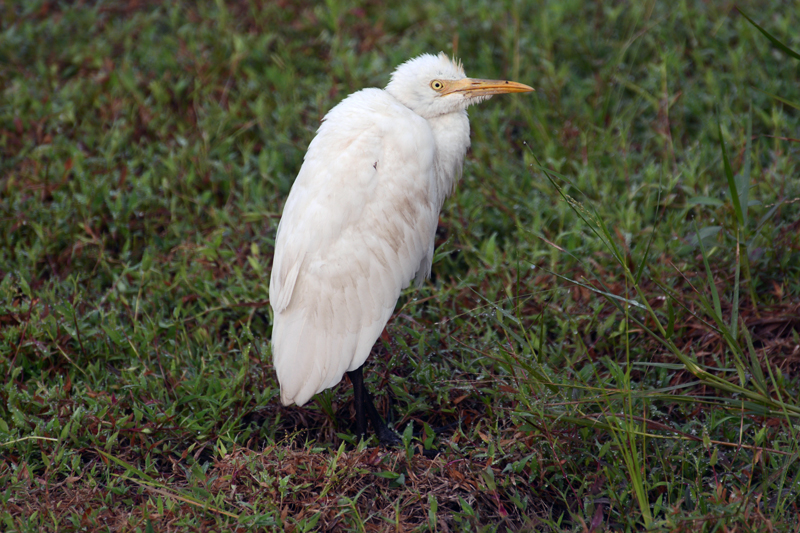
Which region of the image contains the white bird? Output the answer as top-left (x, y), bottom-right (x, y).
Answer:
top-left (269, 52), bottom-right (533, 443)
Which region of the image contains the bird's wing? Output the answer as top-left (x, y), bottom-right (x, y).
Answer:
top-left (270, 89), bottom-right (439, 406)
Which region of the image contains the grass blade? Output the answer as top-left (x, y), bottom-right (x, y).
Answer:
top-left (737, 8), bottom-right (800, 61)
top-left (718, 119), bottom-right (745, 228)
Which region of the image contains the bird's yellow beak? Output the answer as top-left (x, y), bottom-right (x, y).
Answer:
top-left (441, 78), bottom-right (534, 96)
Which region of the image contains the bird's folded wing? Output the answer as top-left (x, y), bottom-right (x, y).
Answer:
top-left (269, 89), bottom-right (438, 405)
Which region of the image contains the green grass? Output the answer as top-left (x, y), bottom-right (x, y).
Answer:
top-left (2, 0), bottom-right (800, 531)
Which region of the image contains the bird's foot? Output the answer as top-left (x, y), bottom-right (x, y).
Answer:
top-left (374, 424), bottom-right (403, 447)
top-left (347, 366), bottom-right (440, 457)
top-left (411, 419), bottom-right (460, 438)
top-left (375, 423), bottom-right (440, 458)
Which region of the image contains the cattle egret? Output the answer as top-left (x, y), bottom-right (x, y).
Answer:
top-left (270, 52), bottom-right (533, 444)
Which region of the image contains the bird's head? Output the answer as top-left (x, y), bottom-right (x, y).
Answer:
top-left (385, 52), bottom-right (533, 119)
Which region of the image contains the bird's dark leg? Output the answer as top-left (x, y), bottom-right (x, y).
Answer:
top-left (347, 365), bottom-right (402, 446)
top-left (347, 366), bottom-right (368, 439)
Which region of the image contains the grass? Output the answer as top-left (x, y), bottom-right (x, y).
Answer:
top-left (2, 0), bottom-right (800, 530)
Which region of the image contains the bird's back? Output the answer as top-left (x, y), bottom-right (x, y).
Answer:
top-left (270, 88), bottom-right (444, 406)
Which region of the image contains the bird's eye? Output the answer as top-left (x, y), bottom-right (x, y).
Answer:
top-left (430, 80), bottom-right (444, 91)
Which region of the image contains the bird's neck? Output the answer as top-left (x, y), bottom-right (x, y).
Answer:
top-left (427, 110), bottom-right (471, 208)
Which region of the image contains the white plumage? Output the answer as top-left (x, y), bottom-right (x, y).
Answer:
top-left (270, 53), bottom-right (532, 411)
